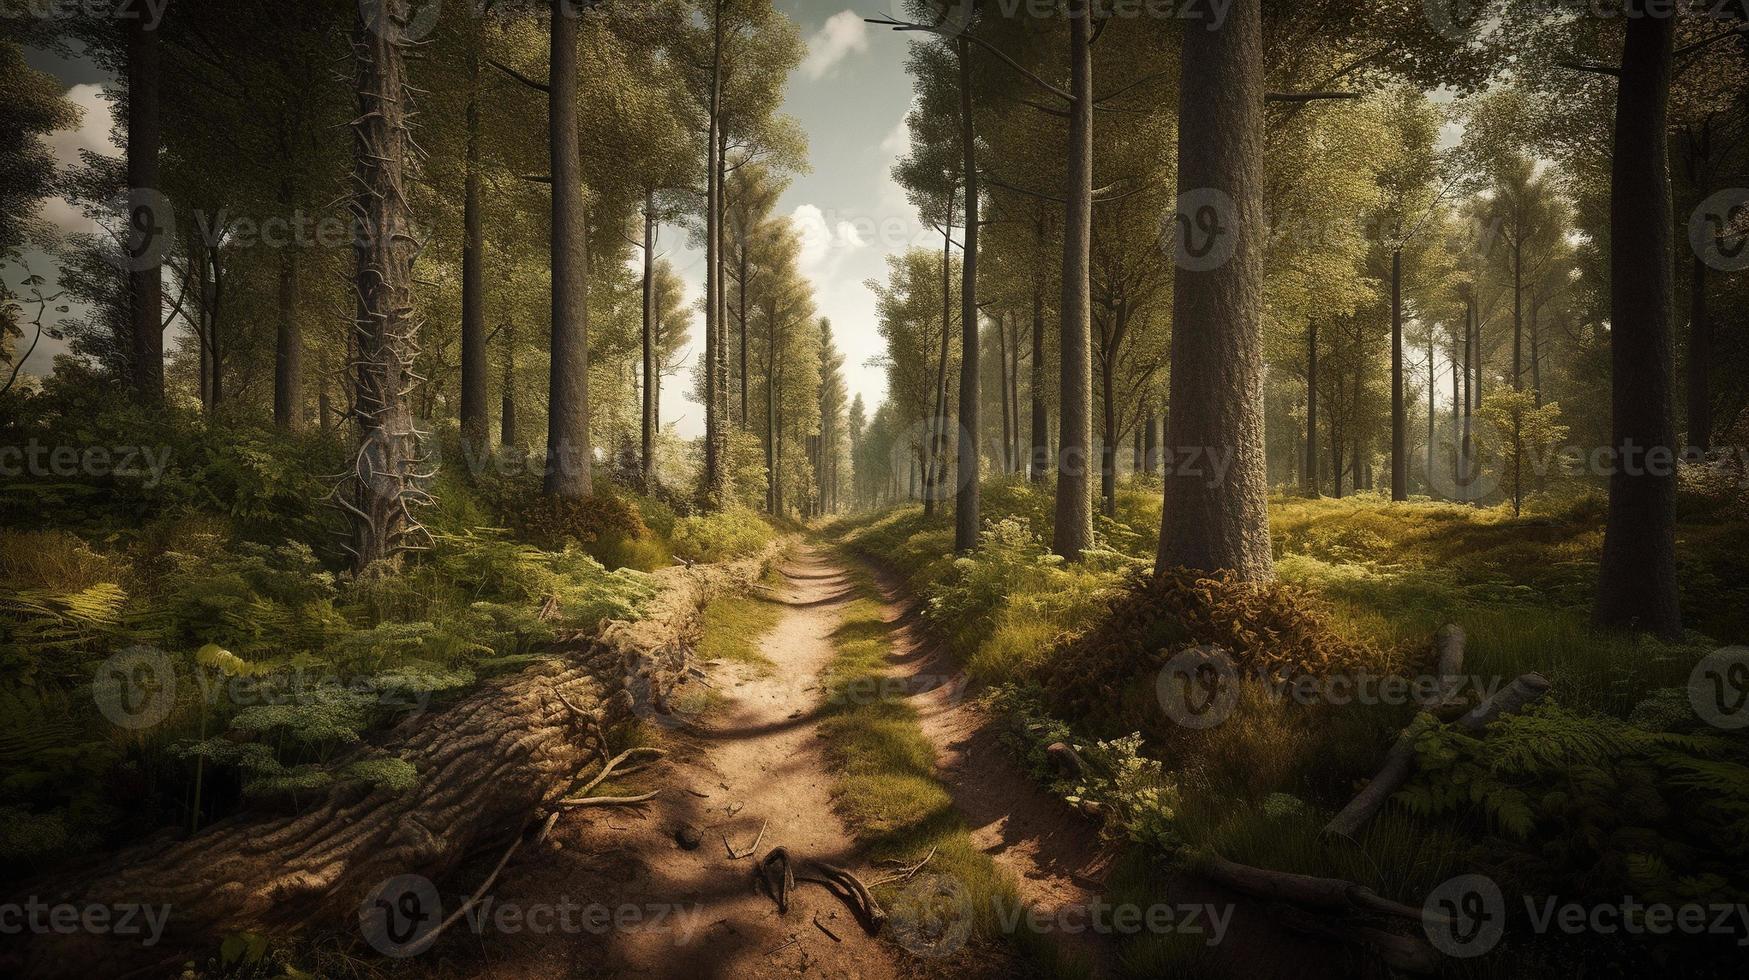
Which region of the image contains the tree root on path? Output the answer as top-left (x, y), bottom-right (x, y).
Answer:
top-left (756, 847), bottom-right (888, 934)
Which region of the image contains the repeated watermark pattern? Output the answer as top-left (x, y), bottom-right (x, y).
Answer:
top-left (0, 897), bottom-right (172, 947)
top-left (1423, 873), bottom-right (1749, 957)
top-left (0, 440), bottom-right (173, 488)
top-left (358, 874), bottom-right (705, 958)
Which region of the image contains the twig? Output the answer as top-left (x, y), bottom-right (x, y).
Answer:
top-left (865, 845), bottom-right (937, 888)
top-left (574, 746), bottom-right (667, 798)
top-left (402, 815), bottom-right (534, 955)
top-left (813, 914), bottom-right (841, 943)
top-left (726, 818), bottom-right (768, 859)
top-left (558, 790), bottom-right (660, 807)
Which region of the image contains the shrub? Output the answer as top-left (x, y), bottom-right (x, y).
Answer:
top-left (669, 507), bottom-right (773, 563)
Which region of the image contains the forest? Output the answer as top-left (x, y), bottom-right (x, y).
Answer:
top-left (2, 0), bottom-right (1748, 977)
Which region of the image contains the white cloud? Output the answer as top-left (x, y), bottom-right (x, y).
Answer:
top-left (790, 203), bottom-right (867, 279)
top-left (34, 83), bottom-right (119, 237)
top-left (799, 11), bottom-right (869, 81)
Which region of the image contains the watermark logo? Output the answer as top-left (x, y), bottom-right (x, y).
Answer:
top-left (1423, 0), bottom-right (1478, 41)
top-left (1155, 646), bottom-right (1239, 729)
top-left (361, 0), bottom-right (443, 43)
top-left (886, 872), bottom-right (975, 957)
top-left (360, 874), bottom-right (442, 958)
top-left (92, 646), bottom-right (177, 730)
top-left (1423, 874), bottom-right (1505, 958)
top-left (102, 187), bottom-right (175, 274)
top-left (1690, 188), bottom-right (1749, 273)
top-left (1689, 647), bottom-right (1749, 730)
top-left (1168, 188), bottom-right (1238, 272)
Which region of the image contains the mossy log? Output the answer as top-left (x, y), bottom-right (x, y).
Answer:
top-left (13, 547), bottom-right (777, 977)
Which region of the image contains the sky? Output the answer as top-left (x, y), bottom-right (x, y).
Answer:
top-left (7, 2), bottom-right (924, 438)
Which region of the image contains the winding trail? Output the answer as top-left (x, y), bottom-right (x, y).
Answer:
top-left (426, 547), bottom-right (905, 980)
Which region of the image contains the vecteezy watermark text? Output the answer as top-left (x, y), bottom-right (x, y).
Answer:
top-left (0, 441), bottom-right (172, 489)
top-left (0, 898), bottom-right (171, 947)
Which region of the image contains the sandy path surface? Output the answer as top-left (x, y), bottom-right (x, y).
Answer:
top-left (422, 548), bottom-right (907, 979)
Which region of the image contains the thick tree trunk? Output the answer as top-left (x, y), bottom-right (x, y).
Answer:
top-left (739, 248), bottom-right (750, 428)
top-left (545, 2), bottom-right (591, 498)
top-left (642, 189), bottom-right (658, 488)
top-left (1686, 252), bottom-right (1710, 457)
top-left (1156, 0), bottom-right (1271, 580)
top-left (954, 36), bottom-right (981, 551)
top-left (1595, 3), bottom-right (1681, 638)
top-left (1304, 317), bottom-right (1318, 495)
top-left (344, 0), bottom-right (424, 572)
top-left (1427, 327), bottom-right (1435, 493)
top-left (1390, 248), bottom-right (1406, 500)
top-left (1052, 2), bottom-right (1094, 559)
top-left (127, 11), bottom-right (163, 403)
top-left (1461, 297), bottom-right (1474, 502)
top-left (458, 37), bottom-right (487, 454)
top-left (1450, 326), bottom-right (1460, 495)
top-left (1030, 281), bottom-right (1049, 483)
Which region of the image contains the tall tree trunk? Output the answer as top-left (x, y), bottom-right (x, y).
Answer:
top-left (954, 35), bottom-right (981, 551)
top-left (1461, 296), bottom-right (1475, 502)
top-left (641, 189), bottom-right (658, 488)
top-left (1304, 317), bottom-right (1318, 495)
top-left (1029, 280), bottom-right (1049, 483)
top-left (765, 305), bottom-right (776, 513)
top-left (1390, 248), bottom-right (1406, 500)
top-left (1512, 238), bottom-right (1523, 389)
top-left (739, 245), bottom-right (750, 428)
top-left (127, 10), bottom-right (163, 403)
top-left (1009, 315), bottom-right (1023, 469)
top-left (1595, 3), bottom-right (1681, 638)
top-left (544, 1), bottom-right (591, 498)
top-left (702, 2), bottom-right (726, 502)
top-left (1450, 323), bottom-right (1460, 495)
top-left (926, 218), bottom-right (952, 517)
top-left (457, 33), bottom-right (486, 453)
top-left (1686, 253), bottom-right (1710, 457)
top-left (997, 312), bottom-right (1013, 474)
top-left (1144, 410), bottom-right (1158, 477)
top-left (1530, 301), bottom-right (1543, 407)
top-left (275, 248), bottom-right (301, 429)
top-left (346, 0), bottom-right (422, 571)
top-left (1427, 325), bottom-right (1435, 494)
top-left (1100, 344), bottom-right (1116, 518)
top-left (1051, 2), bottom-right (1093, 559)
top-left (501, 320), bottom-right (518, 449)
top-left (1156, 0), bottom-right (1271, 580)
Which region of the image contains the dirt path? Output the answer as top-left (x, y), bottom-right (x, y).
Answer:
top-left (859, 556), bottom-right (1357, 980)
top-left (422, 548), bottom-right (907, 980)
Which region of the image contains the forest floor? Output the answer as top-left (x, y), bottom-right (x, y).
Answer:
top-left (416, 547), bottom-right (907, 979)
top-left (406, 543), bottom-right (1353, 980)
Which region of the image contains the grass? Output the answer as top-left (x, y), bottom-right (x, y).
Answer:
top-left (824, 478), bottom-right (1749, 976)
top-left (694, 567), bottom-right (787, 675)
top-left (812, 557), bottom-right (1090, 978)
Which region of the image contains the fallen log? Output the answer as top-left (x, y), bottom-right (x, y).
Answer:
top-left (1195, 854), bottom-right (1447, 927)
top-left (13, 544), bottom-right (782, 978)
top-left (1323, 663), bottom-right (1551, 841)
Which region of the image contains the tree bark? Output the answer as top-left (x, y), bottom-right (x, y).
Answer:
top-left (954, 36), bottom-right (981, 552)
top-left (458, 32), bottom-right (487, 454)
top-left (346, 0), bottom-right (422, 571)
top-left (641, 189), bottom-right (658, 488)
top-left (1030, 280), bottom-right (1049, 483)
top-left (997, 313), bottom-right (1013, 474)
top-left (501, 320), bottom-right (518, 449)
top-left (274, 247), bottom-right (300, 430)
top-left (1304, 317), bottom-right (1318, 495)
top-left (702, 2), bottom-right (726, 503)
top-left (1156, 0), bottom-right (1271, 580)
top-left (1051, 2), bottom-right (1093, 559)
top-left (127, 10), bottom-right (163, 403)
top-left (1595, 3), bottom-right (1681, 638)
top-left (545, 1), bottom-right (591, 498)
top-left (1144, 410), bottom-right (1158, 477)
top-left (1390, 248), bottom-right (1406, 500)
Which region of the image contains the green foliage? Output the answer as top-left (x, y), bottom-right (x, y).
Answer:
top-left (669, 507), bottom-right (774, 563)
top-left (1400, 702), bottom-right (1749, 905)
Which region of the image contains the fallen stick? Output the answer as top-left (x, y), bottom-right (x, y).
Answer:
top-left (558, 790), bottom-right (661, 807)
top-left (865, 845), bottom-right (937, 888)
top-left (403, 815), bottom-right (537, 956)
top-left (1196, 854), bottom-right (1451, 927)
top-left (573, 746), bottom-right (667, 798)
top-left (731, 819), bottom-right (773, 857)
top-left (1324, 663), bottom-right (1551, 840)
top-left (813, 914), bottom-right (842, 942)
